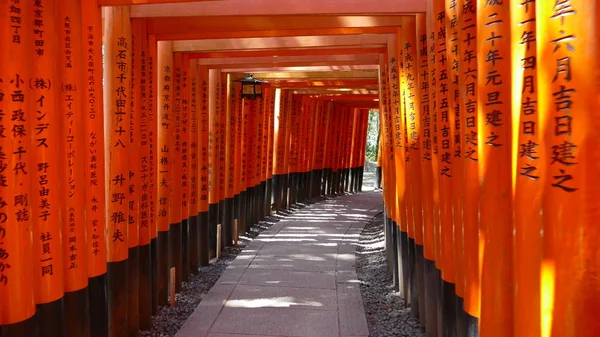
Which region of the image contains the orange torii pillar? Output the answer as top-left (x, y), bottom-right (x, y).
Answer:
top-left (169, 52), bottom-right (184, 292)
top-left (156, 40), bottom-right (173, 307)
top-left (477, 0), bottom-right (513, 335)
top-left (239, 92), bottom-right (250, 229)
top-left (278, 91), bottom-right (292, 208)
top-left (308, 100), bottom-right (323, 198)
top-left (388, 36), bottom-right (409, 301)
top-left (180, 54), bottom-right (191, 283)
top-left (232, 82), bottom-right (245, 235)
top-left (133, 18), bottom-right (153, 331)
top-left (147, 34), bottom-right (160, 315)
top-left (104, 6), bottom-right (132, 336)
top-left (538, 1), bottom-right (600, 336)
top-left (458, 1), bottom-right (480, 334)
top-left (260, 86), bottom-right (274, 217)
top-left (83, 0), bottom-right (110, 335)
top-left (380, 56), bottom-right (403, 295)
top-left (348, 108), bottom-right (359, 193)
top-left (356, 109), bottom-right (369, 192)
top-left (375, 125), bottom-right (383, 190)
top-left (287, 95), bottom-right (299, 204)
top-left (218, 74), bottom-right (228, 249)
top-left (127, 18), bottom-right (141, 336)
top-left (57, 1), bottom-right (92, 335)
top-left (417, 10), bottom-right (439, 337)
top-left (512, 1), bottom-right (540, 336)
top-left (223, 74), bottom-right (236, 247)
top-left (207, 69), bottom-right (220, 259)
top-left (197, 65), bottom-right (210, 266)
top-left (271, 89), bottom-right (285, 211)
top-left (320, 101), bottom-right (333, 196)
top-left (445, 0), bottom-right (468, 333)
top-left (245, 95), bottom-right (258, 225)
top-left (187, 59), bottom-right (200, 274)
top-left (265, 86), bottom-right (275, 217)
top-left (0, 1), bottom-right (46, 336)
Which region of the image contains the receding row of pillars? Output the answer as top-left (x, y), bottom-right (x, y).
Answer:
top-left (379, 1), bottom-right (600, 337)
top-left (0, 1), bottom-right (370, 337)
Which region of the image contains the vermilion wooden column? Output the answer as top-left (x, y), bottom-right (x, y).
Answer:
top-left (417, 11), bottom-right (439, 337)
top-left (272, 89), bottom-right (285, 211)
top-left (218, 74), bottom-right (228, 245)
top-left (477, 1), bottom-right (513, 335)
top-left (240, 94), bottom-right (250, 225)
top-left (207, 69), bottom-right (219, 259)
top-left (265, 87), bottom-right (275, 214)
top-left (224, 74), bottom-right (236, 246)
top-left (458, 0), bottom-right (480, 333)
top-left (56, 2), bottom-right (91, 335)
top-left (170, 52), bottom-right (183, 291)
top-left (233, 82), bottom-right (244, 234)
top-left (103, 6), bottom-right (132, 336)
top-left (82, 0), bottom-right (109, 335)
top-left (133, 18), bottom-right (152, 331)
top-left (188, 59), bottom-right (200, 275)
top-left (127, 18), bottom-right (142, 337)
top-left (180, 54), bottom-right (191, 282)
top-left (538, 1), bottom-right (600, 336)
top-left (512, 1), bottom-right (541, 336)
top-left (156, 40), bottom-right (173, 306)
top-left (281, 92), bottom-right (292, 206)
top-left (0, 1), bottom-right (38, 336)
top-left (197, 65), bottom-right (210, 266)
top-left (445, 0), bottom-right (467, 333)
top-left (147, 34), bottom-right (159, 315)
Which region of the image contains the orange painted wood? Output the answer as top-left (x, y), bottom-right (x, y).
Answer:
top-left (181, 55), bottom-right (191, 219)
top-left (444, 0), bottom-right (464, 297)
top-left (133, 19), bottom-right (150, 247)
top-left (477, 0), bottom-right (513, 334)
top-left (418, 13), bottom-right (435, 262)
top-left (104, 5), bottom-right (132, 262)
top-left (225, 75), bottom-right (236, 199)
top-left (198, 66), bottom-right (210, 212)
top-left (188, 59), bottom-right (199, 216)
top-left (208, 69), bottom-right (220, 205)
top-left (0, 0), bottom-right (37, 324)
top-left (188, 48), bottom-right (385, 60)
top-left (457, 0), bottom-right (480, 319)
top-left (512, 0), bottom-right (541, 335)
top-left (380, 57), bottom-right (398, 224)
top-left (157, 41), bottom-right (173, 232)
top-left (57, 0), bottom-right (89, 291)
top-left (82, 0), bottom-right (108, 276)
top-left (170, 52), bottom-right (183, 225)
top-left (145, 15), bottom-right (410, 36)
top-left (538, 1), bottom-right (600, 336)
top-left (148, 34), bottom-right (158, 240)
top-left (154, 27), bottom-right (397, 43)
top-left (267, 89), bottom-right (275, 180)
top-left (219, 73), bottom-right (227, 200)
top-left (233, 82), bottom-right (243, 195)
top-left (403, 17), bottom-right (424, 246)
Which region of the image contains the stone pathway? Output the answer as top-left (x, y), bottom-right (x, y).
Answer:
top-left (175, 191), bottom-right (383, 337)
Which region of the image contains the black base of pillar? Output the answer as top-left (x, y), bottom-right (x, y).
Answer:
top-left (157, 231), bottom-right (169, 306)
top-left (265, 178), bottom-right (273, 216)
top-left (259, 181), bottom-right (266, 220)
top-left (415, 244), bottom-right (426, 331)
top-left (138, 243), bottom-right (152, 331)
top-left (208, 203), bottom-right (219, 259)
top-left (409, 237), bottom-right (419, 320)
top-left (127, 246), bottom-right (139, 336)
top-left (150, 237), bottom-right (158, 315)
top-left (218, 199), bottom-right (226, 248)
top-left (168, 221), bottom-right (183, 292)
top-left (89, 273), bottom-right (108, 337)
top-left (400, 231), bottom-right (411, 304)
top-left (181, 218), bottom-right (190, 283)
top-left (466, 312), bottom-right (479, 337)
top-left (375, 166), bottom-right (382, 189)
top-left (37, 299), bottom-right (63, 337)
top-left (390, 217), bottom-right (400, 292)
top-left (188, 215), bottom-right (199, 276)
top-left (424, 259), bottom-right (439, 337)
top-left (198, 211), bottom-right (209, 266)
top-left (107, 259), bottom-right (129, 337)
top-left (1, 314), bottom-right (38, 337)
top-left (64, 287), bottom-right (90, 337)
top-left (238, 191), bottom-right (247, 234)
top-left (223, 197), bottom-right (234, 247)
top-left (441, 280), bottom-right (457, 336)
top-left (456, 295), bottom-right (468, 337)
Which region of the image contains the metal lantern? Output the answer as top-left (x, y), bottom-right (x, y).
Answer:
top-left (235, 73), bottom-right (265, 100)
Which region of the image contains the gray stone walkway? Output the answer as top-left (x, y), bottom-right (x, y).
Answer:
top-left (175, 191), bottom-right (383, 337)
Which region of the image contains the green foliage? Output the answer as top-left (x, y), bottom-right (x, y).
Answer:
top-left (364, 110), bottom-right (380, 163)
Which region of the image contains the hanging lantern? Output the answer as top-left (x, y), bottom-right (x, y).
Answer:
top-left (235, 73), bottom-right (266, 100)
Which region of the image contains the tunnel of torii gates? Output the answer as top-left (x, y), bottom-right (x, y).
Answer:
top-left (0, 0), bottom-right (599, 337)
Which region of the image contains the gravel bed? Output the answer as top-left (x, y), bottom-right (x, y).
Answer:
top-left (139, 199), bottom-right (321, 337)
top-left (356, 212), bottom-right (425, 337)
